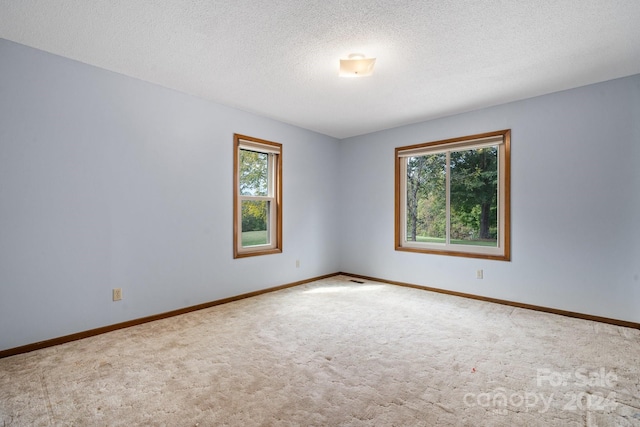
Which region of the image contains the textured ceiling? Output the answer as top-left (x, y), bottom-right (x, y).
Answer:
top-left (1, 0), bottom-right (640, 139)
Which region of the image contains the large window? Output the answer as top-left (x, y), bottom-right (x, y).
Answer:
top-left (233, 134), bottom-right (282, 258)
top-left (395, 130), bottom-right (510, 260)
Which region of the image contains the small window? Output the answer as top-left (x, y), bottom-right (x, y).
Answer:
top-left (233, 134), bottom-right (282, 258)
top-left (395, 130), bottom-right (510, 261)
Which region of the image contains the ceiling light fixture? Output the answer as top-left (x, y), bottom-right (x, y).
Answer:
top-left (339, 53), bottom-right (376, 77)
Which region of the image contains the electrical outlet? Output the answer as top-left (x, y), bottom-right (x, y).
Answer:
top-left (113, 288), bottom-right (123, 301)
top-left (296, 259), bottom-right (300, 268)
top-left (476, 269), bottom-right (483, 279)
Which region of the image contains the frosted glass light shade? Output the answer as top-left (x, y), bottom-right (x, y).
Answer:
top-left (339, 55), bottom-right (376, 77)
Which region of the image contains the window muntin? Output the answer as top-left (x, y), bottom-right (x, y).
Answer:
top-left (395, 130), bottom-right (510, 261)
top-left (234, 134), bottom-right (282, 258)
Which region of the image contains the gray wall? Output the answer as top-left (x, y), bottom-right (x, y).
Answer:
top-left (338, 74), bottom-right (640, 323)
top-left (0, 39), bottom-right (341, 351)
top-left (1, 37), bottom-right (639, 352)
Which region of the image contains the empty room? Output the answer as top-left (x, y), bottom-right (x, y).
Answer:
top-left (1, 1), bottom-right (639, 426)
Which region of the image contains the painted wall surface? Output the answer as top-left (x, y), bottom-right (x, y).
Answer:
top-left (0, 39), bottom-right (340, 351)
top-left (1, 37), bottom-right (638, 352)
top-left (338, 74), bottom-right (640, 323)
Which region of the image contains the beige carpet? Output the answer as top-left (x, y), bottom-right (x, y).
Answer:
top-left (1, 275), bottom-right (639, 426)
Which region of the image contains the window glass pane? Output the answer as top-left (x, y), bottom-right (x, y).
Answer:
top-left (241, 200), bottom-right (270, 247)
top-left (449, 146), bottom-right (498, 247)
top-left (239, 149), bottom-right (268, 196)
top-left (406, 153), bottom-right (446, 243)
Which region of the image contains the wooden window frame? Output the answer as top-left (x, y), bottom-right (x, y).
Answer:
top-left (233, 134), bottom-right (282, 258)
top-left (395, 129), bottom-right (511, 261)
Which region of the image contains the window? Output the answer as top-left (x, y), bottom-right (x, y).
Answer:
top-left (395, 130), bottom-right (510, 261)
top-left (233, 134), bottom-right (282, 258)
